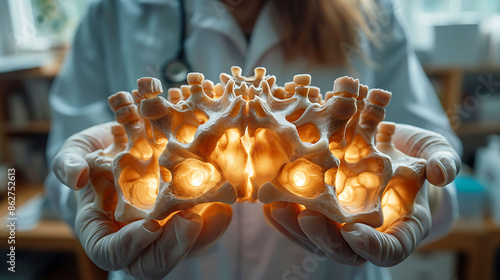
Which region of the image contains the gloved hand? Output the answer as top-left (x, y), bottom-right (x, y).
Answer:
top-left (52, 122), bottom-right (232, 279)
top-left (263, 123), bottom-right (460, 267)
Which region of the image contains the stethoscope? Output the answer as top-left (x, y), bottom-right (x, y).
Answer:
top-left (160, 0), bottom-right (192, 88)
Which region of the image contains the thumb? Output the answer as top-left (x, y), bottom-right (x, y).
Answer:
top-left (188, 203), bottom-right (233, 256)
top-left (53, 153), bottom-right (89, 190)
top-left (392, 124), bottom-right (461, 186)
top-left (426, 153), bottom-right (460, 187)
top-left (298, 210), bottom-right (365, 266)
top-left (52, 122), bottom-right (117, 190)
top-left (126, 212), bottom-right (203, 279)
top-left (341, 223), bottom-right (406, 267)
top-left (76, 203), bottom-right (164, 271)
top-left (341, 207), bottom-right (429, 267)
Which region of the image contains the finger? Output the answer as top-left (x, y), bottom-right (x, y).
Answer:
top-left (76, 184), bottom-right (96, 206)
top-left (392, 124), bottom-right (461, 186)
top-left (75, 204), bottom-right (163, 271)
top-left (426, 153), bottom-right (459, 187)
top-left (52, 153), bottom-right (90, 190)
top-left (125, 212), bottom-right (203, 279)
top-left (265, 202), bottom-right (316, 252)
top-left (52, 122), bottom-right (117, 190)
top-left (263, 203), bottom-right (309, 251)
top-left (188, 203), bottom-right (233, 256)
top-left (298, 210), bottom-right (365, 266)
top-left (341, 203), bottom-right (431, 267)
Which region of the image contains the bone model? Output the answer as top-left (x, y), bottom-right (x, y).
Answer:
top-left (85, 67), bottom-right (426, 230)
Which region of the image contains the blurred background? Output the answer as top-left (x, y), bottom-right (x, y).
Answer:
top-left (0, 0), bottom-right (499, 279)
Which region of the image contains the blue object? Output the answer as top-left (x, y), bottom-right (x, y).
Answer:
top-left (455, 175), bottom-right (486, 193)
top-left (454, 174), bottom-right (486, 220)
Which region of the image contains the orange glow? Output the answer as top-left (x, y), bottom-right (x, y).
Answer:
top-left (242, 128), bottom-right (255, 200)
top-left (296, 123), bottom-right (321, 144)
top-left (377, 169), bottom-right (425, 232)
top-left (379, 188), bottom-right (403, 232)
top-left (297, 204), bottom-right (307, 211)
top-left (251, 128), bottom-right (288, 187)
top-left (344, 135), bottom-right (370, 164)
top-left (338, 187), bottom-right (353, 203)
top-left (242, 129), bottom-right (254, 178)
top-left (99, 69), bottom-right (428, 227)
top-left (129, 138), bottom-right (153, 160)
top-left (292, 171), bottom-right (307, 187)
top-left (210, 128), bottom-right (247, 187)
top-left (336, 171), bottom-right (381, 212)
top-left (279, 159), bottom-right (324, 197)
top-left (119, 167), bottom-right (158, 209)
top-left (189, 170), bottom-right (205, 187)
top-left (172, 159), bottom-right (221, 198)
top-left (177, 124), bottom-right (197, 143)
top-left (324, 168), bottom-right (336, 186)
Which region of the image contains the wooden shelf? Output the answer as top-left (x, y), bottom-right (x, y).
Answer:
top-left (0, 48), bottom-right (65, 79)
top-left (0, 47), bottom-right (102, 279)
top-left (1, 121), bottom-right (51, 134)
top-left (419, 218), bottom-right (500, 280)
top-left (423, 65), bottom-right (500, 140)
top-left (458, 122), bottom-right (500, 135)
top-left (0, 183), bottom-right (44, 217)
top-left (0, 184), bottom-right (107, 280)
top-left (0, 184), bottom-right (76, 248)
top-left (424, 65), bottom-right (500, 75)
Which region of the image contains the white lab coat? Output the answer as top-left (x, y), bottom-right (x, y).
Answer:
top-left (45, 0), bottom-right (461, 279)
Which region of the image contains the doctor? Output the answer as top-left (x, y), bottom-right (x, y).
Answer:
top-left (46, 0), bottom-right (462, 279)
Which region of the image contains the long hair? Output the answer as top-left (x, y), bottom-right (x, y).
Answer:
top-left (271, 0), bottom-right (379, 66)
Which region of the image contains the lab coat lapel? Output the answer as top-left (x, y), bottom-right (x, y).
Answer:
top-left (138, 0), bottom-right (248, 57)
top-left (189, 0), bottom-right (283, 74)
top-left (190, 0), bottom-right (248, 58)
top-left (244, 2), bottom-right (283, 74)
top-left (138, 0), bottom-right (283, 75)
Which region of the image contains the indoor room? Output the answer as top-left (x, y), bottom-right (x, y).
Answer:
top-left (0, 0), bottom-right (499, 279)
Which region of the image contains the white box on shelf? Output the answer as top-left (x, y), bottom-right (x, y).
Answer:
top-left (475, 135), bottom-right (500, 224)
top-left (430, 22), bottom-right (488, 66)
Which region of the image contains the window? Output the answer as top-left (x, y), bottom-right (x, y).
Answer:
top-left (414, 0), bottom-right (499, 16)
top-left (0, 0), bottom-right (87, 56)
top-left (396, 0), bottom-right (500, 52)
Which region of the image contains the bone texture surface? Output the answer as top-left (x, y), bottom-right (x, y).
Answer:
top-left (84, 67), bottom-right (427, 229)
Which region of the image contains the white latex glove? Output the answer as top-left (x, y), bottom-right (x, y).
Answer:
top-left (264, 123), bottom-right (460, 267)
top-left (52, 122), bottom-right (232, 279)
top-left (390, 124), bottom-right (460, 187)
top-left (263, 202), bottom-right (366, 266)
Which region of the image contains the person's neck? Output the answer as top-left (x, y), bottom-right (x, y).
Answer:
top-left (220, 0), bottom-right (267, 37)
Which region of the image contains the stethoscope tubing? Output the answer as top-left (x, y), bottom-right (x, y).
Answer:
top-left (161, 0), bottom-right (192, 88)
